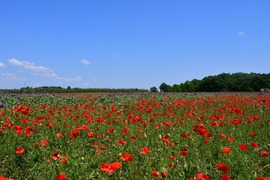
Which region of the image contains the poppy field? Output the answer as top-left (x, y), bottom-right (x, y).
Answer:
top-left (0, 93), bottom-right (269, 180)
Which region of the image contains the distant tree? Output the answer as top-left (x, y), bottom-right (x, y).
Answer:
top-left (158, 72), bottom-right (270, 92)
top-left (159, 83), bottom-right (169, 92)
top-left (150, 86), bottom-right (158, 92)
top-left (172, 84), bottom-right (181, 92)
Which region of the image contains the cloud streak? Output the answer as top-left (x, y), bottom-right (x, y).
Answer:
top-left (0, 62), bottom-right (5, 67)
top-left (81, 59), bottom-right (90, 65)
top-left (9, 58), bottom-right (53, 73)
top-left (9, 58), bottom-right (82, 82)
top-left (238, 31), bottom-right (244, 37)
top-left (1, 72), bottom-right (25, 81)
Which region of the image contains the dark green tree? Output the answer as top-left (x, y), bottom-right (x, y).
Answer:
top-left (159, 83), bottom-right (169, 92)
top-left (150, 86), bottom-right (158, 92)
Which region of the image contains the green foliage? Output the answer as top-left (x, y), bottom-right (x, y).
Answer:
top-left (1, 86), bottom-right (149, 93)
top-left (150, 86), bottom-right (158, 92)
top-left (160, 72), bottom-right (270, 92)
top-left (0, 93), bottom-right (269, 179)
top-left (159, 83), bottom-right (168, 92)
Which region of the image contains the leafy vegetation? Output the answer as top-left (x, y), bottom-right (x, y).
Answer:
top-left (0, 86), bottom-right (149, 94)
top-left (159, 72), bottom-right (270, 92)
top-left (0, 92), bottom-right (269, 179)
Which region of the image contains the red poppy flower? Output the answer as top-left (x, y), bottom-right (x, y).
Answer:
top-left (204, 139), bottom-right (210, 144)
top-left (15, 146), bottom-right (24, 154)
top-left (100, 162), bottom-right (122, 174)
top-left (56, 133), bottom-right (63, 138)
top-left (161, 171), bottom-right (168, 178)
top-left (60, 156), bottom-right (67, 164)
top-left (140, 147), bottom-right (151, 154)
top-left (180, 151), bottom-right (188, 156)
top-left (15, 126), bottom-right (23, 135)
top-left (260, 151), bottom-right (269, 156)
top-left (190, 172), bottom-right (210, 180)
top-left (55, 174), bottom-right (67, 180)
top-left (41, 139), bottom-right (48, 146)
top-left (0, 176), bottom-right (14, 180)
top-left (170, 155), bottom-right (176, 160)
top-left (219, 134), bottom-right (226, 138)
top-left (119, 139), bottom-right (126, 145)
top-left (120, 153), bottom-right (133, 162)
top-left (130, 136), bottom-right (137, 140)
top-left (250, 132), bottom-right (257, 137)
top-left (250, 142), bottom-right (259, 148)
top-left (222, 174), bottom-right (232, 180)
top-left (217, 162), bottom-right (231, 173)
top-left (52, 151), bottom-right (59, 160)
top-left (255, 177), bottom-right (269, 180)
top-left (239, 144), bottom-right (248, 151)
top-left (69, 130), bottom-right (79, 138)
top-left (100, 144), bottom-right (106, 150)
top-left (151, 171), bottom-right (159, 177)
top-left (227, 137), bottom-right (234, 142)
top-left (107, 128), bottom-right (114, 133)
top-left (222, 147), bottom-right (231, 154)
top-left (87, 132), bottom-right (94, 137)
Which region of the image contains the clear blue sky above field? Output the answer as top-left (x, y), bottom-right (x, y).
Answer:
top-left (0, 1), bottom-right (270, 89)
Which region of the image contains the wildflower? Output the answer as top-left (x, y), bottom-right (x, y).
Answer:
top-left (120, 153), bottom-right (133, 162)
top-left (107, 128), bottom-right (114, 133)
top-left (55, 174), bottom-right (67, 180)
top-left (250, 142), bottom-right (259, 148)
top-left (219, 134), bottom-right (226, 138)
top-left (260, 151), bottom-right (269, 156)
top-left (140, 147), bottom-right (151, 154)
top-left (0, 176), bottom-right (14, 180)
top-left (161, 171), bottom-right (168, 178)
top-left (15, 146), bottom-right (24, 154)
top-left (56, 133), bottom-right (63, 138)
top-left (222, 147), bottom-right (231, 154)
top-left (222, 174), bottom-right (232, 180)
top-left (151, 171), bottom-right (159, 177)
top-left (255, 177), bottom-right (269, 180)
top-left (41, 139), bottom-right (48, 146)
top-left (169, 155), bottom-right (176, 160)
top-left (180, 151), bottom-right (188, 156)
top-left (130, 136), bottom-right (137, 140)
top-left (87, 131), bottom-right (94, 137)
top-left (227, 137), bottom-right (234, 142)
top-left (217, 162), bottom-right (231, 173)
top-left (100, 162), bottom-right (122, 174)
top-left (190, 172), bottom-right (210, 180)
top-left (204, 139), bottom-right (210, 144)
top-left (119, 139), bottom-right (126, 145)
top-left (239, 144), bottom-right (248, 151)
top-left (69, 130), bottom-right (79, 138)
top-left (52, 151), bottom-right (59, 160)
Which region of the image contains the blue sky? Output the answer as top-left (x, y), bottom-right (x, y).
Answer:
top-left (0, 1), bottom-right (270, 89)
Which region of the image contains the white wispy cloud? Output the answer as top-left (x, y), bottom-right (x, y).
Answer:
top-left (9, 58), bottom-right (82, 82)
top-left (1, 72), bottom-right (25, 81)
top-left (62, 76), bottom-right (82, 82)
top-left (238, 31), bottom-right (244, 36)
top-left (9, 58), bottom-right (53, 73)
top-left (0, 62), bottom-right (5, 67)
top-left (81, 59), bottom-right (90, 65)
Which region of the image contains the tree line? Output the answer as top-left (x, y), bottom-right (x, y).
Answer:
top-left (1, 86), bottom-right (149, 93)
top-left (155, 72), bottom-right (270, 92)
